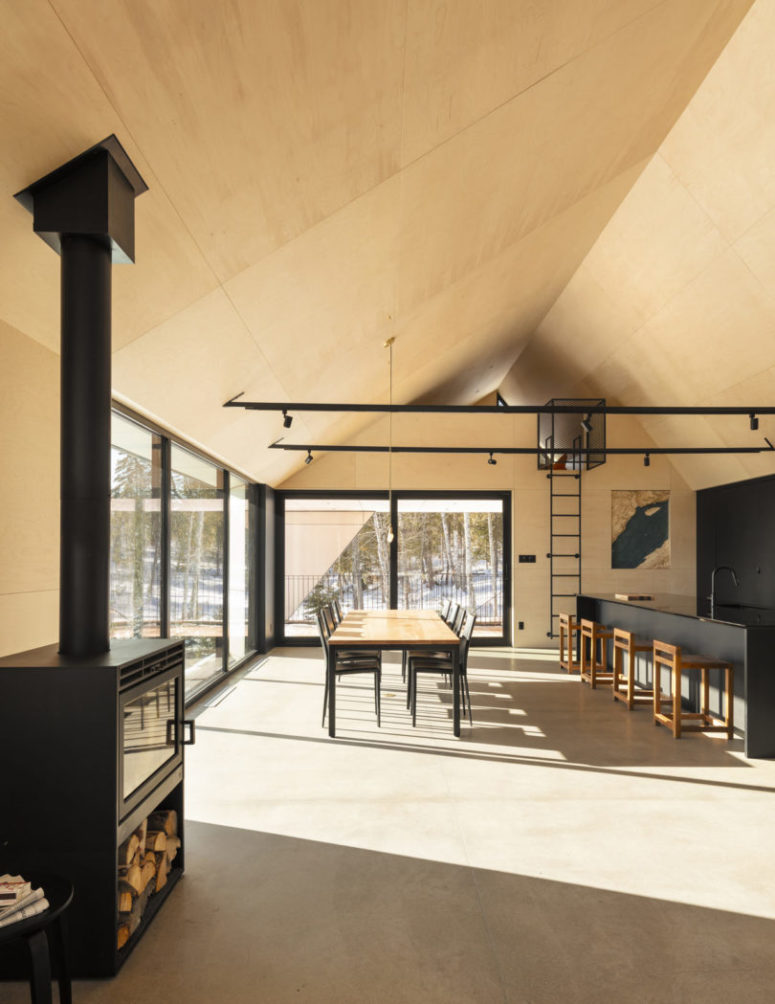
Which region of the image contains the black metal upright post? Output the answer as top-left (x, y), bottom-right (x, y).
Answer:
top-left (389, 494), bottom-right (398, 609)
top-left (15, 136), bottom-right (148, 657)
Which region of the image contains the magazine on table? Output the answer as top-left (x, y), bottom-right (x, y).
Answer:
top-left (0, 878), bottom-right (49, 927)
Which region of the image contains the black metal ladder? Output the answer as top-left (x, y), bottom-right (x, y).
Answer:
top-left (546, 446), bottom-right (582, 639)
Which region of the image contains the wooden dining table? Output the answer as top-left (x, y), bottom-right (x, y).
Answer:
top-left (326, 609), bottom-right (462, 738)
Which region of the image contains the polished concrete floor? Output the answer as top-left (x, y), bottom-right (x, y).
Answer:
top-left (5, 647), bottom-right (775, 1002)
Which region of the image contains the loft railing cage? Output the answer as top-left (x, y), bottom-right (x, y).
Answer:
top-left (537, 398), bottom-right (606, 472)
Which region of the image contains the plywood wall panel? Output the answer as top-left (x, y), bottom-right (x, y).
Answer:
top-left (0, 323), bottom-right (59, 651)
top-left (0, 592), bottom-right (59, 658)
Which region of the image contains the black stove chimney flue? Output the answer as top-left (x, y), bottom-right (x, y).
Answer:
top-left (15, 137), bottom-right (147, 657)
top-left (59, 233), bottom-right (112, 656)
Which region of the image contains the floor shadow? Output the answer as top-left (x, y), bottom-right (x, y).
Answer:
top-left (241, 648), bottom-right (757, 777)
top-left (25, 821), bottom-right (775, 1004)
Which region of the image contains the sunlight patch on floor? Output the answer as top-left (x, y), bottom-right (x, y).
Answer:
top-left (185, 647), bottom-right (775, 922)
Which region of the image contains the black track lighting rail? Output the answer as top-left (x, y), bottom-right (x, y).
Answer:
top-left (226, 393), bottom-right (775, 418)
top-left (270, 442), bottom-right (775, 457)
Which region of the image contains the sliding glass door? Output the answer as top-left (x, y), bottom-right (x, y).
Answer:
top-left (280, 492), bottom-right (510, 643)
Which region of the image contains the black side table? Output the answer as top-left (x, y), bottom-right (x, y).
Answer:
top-left (0, 874), bottom-right (73, 1004)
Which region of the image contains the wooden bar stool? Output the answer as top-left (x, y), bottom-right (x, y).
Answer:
top-left (580, 619), bottom-right (614, 688)
top-left (558, 613), bottom-right (581, 673)
top-left (653, 641), bottom-right (734, 740)
top-left (612, 628), bottom-right (653, 709)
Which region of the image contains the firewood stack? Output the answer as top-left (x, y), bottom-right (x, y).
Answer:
top-left (117, 809), bottom-right (181, 950)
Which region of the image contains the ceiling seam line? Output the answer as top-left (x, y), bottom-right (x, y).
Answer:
top-left (655, 151), bottom-right (735, 252)
top-left (133, 0), bottom-right (677, 297)
top-left (548, 215), bottom-right (746, 411)
top-left (44, 0), bottom-right (290, 403)
top-left (393, 0), bottom-right (673, 179)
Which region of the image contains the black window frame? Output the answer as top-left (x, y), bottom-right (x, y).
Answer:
top-left (275, 489), bottom-right (511, 646)
top-left (111, 403), bottom-right (260, 705)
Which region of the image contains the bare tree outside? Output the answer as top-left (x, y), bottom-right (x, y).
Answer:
top-left (285, 498), bottom-right (504, 638)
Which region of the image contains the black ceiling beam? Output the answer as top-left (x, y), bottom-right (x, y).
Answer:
top-left (269, 442), bottom-right (774, 456)
top-left (225, 394), bottom-right (775, 417)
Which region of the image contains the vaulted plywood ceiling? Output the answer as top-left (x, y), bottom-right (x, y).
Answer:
top-left (502, 0), bottom-right (775, 490)
top-left (0, 0), bottom-right (754, 484)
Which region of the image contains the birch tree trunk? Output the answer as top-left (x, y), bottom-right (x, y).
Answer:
top-left (374, 513), bottom-right (390, 606)
top-left (463, 512), bottom-right (476, 611)
top-left (441, 513), bottom-right (452, 587)
top-left (183, 510), bottom-right (195, 621)
top-left (351, 536), bottom-right (363, 608)
top-left (487, 512), bottom-right (499, 625)
top-left (149, 528), bottom-right (160, 632)
top-left (191, 509), bottom-right (205, 622)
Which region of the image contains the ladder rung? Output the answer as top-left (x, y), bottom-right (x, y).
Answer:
top-left (552, 593), bottom-right (577, 598)
top-left (551, 533), bottom-right (580, 538)
top-left (548, 553), bottom-right (580, 558)
top-left (552, 573), bottom-right (580, 577)
top-left (552, 493), bottom-right (579, 497)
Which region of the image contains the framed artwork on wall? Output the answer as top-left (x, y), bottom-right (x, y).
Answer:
top-left (611, 490), bottom-right (670, 569)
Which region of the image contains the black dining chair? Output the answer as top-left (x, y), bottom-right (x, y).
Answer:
top-left (323, 605), bottom-right (376, 660)
top-left (403, 604), bottom-right (465, 691)
top-left (332, 596), bottom-right (343, 624)
top-left (317, 609), bottom-right (382, 727)
top-left (408, 612), bottom-right (477, 726)
top-left (451, 603), bottom-right (466, 634)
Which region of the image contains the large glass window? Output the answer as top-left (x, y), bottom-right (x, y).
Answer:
top-left (280, 493), bottom-right (509, 643)
top-left (170, 446), bottom-right (225, 696)
top-left (397, 498), bottom-right (504, 638)
top-left (283, 498), bottom-right (390, 637)
top-left (228, 476), bottom-right (250, 665)
top-left (110, 414), bottom-right (162, 639)
top-left (109, 409), bottom-right (257, 702)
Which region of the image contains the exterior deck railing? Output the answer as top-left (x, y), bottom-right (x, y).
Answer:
top-left (285, 571), bottom-right (503, 630)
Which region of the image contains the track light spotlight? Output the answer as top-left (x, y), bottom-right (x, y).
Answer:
top-left (643, 452), bottom-right (650, 467)
top-left (283, 410), bottom-right (293, 429)
top-left (750, 413), bottom-right (759, 431)
top-left (304, 450), bottom-right (313, 465)
top-left (580, 415), bottom-right (593, 433)
top-left (487, 452), bottom-right (497, 466)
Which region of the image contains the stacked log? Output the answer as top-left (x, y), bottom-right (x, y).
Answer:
top-left (117, 809), bottom-right (179, 950)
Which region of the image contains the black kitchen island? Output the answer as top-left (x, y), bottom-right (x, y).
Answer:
top-left (577, 593), bottom-right (775, 758)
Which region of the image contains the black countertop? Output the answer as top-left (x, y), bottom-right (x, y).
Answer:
top-left (582, 593), bottom-right (775, 628)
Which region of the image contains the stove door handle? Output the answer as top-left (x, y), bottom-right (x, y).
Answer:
top-left (182, 718), bottom-right (196, 745)
top-left (165, 719), bottom-right (196, 745)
